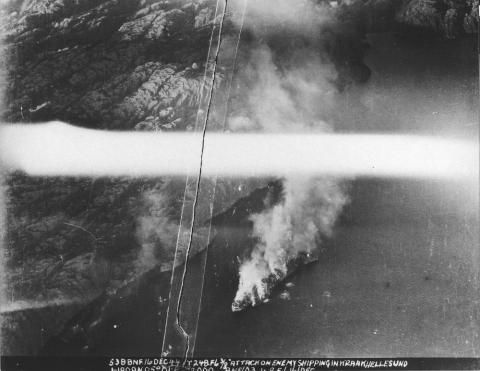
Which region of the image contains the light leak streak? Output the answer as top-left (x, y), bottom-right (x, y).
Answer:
top-left (0, 122), bottom-right (477, 181)
top-left (0, 297), bottom-right (96, 314)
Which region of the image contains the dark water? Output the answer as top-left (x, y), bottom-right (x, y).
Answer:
top-left (194, 179), bottom-right (479, 357)
top-left (194, 33), bottom-right (479, 357)
top-left (34, 179), bottom-right (479, 357)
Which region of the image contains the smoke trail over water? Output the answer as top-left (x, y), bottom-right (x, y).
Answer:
top-left (233, 178), bottom-right (348, 309)
top-left (228, 0), bottom-right (349, 310)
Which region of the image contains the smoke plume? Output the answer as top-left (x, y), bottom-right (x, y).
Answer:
top-left (136, 186), bottom-right (180, 272)
top-left (229, 0), bottom-right (349, 310)
top-left (233, 178), bottom-right (348, 308)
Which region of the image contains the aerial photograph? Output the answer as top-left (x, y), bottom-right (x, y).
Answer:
top-left (0, 0), bottom-right (478, 369)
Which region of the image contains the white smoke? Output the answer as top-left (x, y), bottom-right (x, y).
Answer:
top-left (229, 47), bottom-right (336, 133)
top-left (233, 178), bottom-right (348, 309)
top-left (135, 180), bottom-right (212, 273)
top-left (135, 185), bottom-right (180, 272)
top-left (229, 0), bottom-right (349, 310)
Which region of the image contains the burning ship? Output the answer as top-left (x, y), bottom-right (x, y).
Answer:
top-left (232, 250), bottom-right (320, 312)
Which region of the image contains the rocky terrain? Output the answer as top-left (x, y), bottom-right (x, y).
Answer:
top-left (1, 0), bottom-right (477, 355)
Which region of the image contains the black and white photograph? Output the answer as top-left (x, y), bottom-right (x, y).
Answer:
top-left (0, 0), bottom-right (478, 369)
